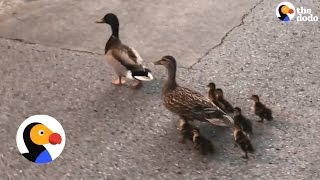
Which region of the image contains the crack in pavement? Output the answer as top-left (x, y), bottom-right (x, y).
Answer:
top-left (0, 0), bottom-right (263, 72)
top-left (0, 36), bottom-right (195, 70)
top-left (188, 0), bottom-right (265, 70)
top-left (0, 0), bottom-right (264, 71)
top-left (0, 35), bottom-right (103, 55)
top-left (0, 0), bottom-right (265, 71)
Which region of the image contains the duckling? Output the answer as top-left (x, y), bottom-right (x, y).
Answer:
top-left (192, 127), bottom-right (214, 155)
top-left (207, 82), bottom-right (218, 105)
top-left (153, 56), bottom-right (234, 127)
top-left (178, 118), bottom-right (193, 144)
top-left (249, 95), bottom-right (273, 123)
top-left (96, 13), bottom-right (153, 88)
top-left (233, 107), bottom-right (253, 136)
top-left (233, 124), bottom-right (254, 159)
top-left (215, 88), bottom-right (234, 113)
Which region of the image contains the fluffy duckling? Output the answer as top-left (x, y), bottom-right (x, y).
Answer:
top-left (249, 95), bottom-right (273, 123)
top-left (207, 82), bottom-right (218, 105)
top-left (215, 88), bottom-right (234, 113)
top-left (192, 127), bottom-right (214, 155)
top-left (96, 13), bottom-right (153, 88)
top-left (154, 56), bottom-right (234, 127)
top-left (233, 124), bottom-right (254, 159)
top-left (233, 107), bottom-right (253, 136)
top-left (178, 118), bottom-right (193, 144)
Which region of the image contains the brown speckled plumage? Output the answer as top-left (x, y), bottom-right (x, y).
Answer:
top-left (154, 56), bottom-right (234, 127)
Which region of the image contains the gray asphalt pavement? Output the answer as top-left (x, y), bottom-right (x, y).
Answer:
top-left (0, 0), bottom-right (320, 179)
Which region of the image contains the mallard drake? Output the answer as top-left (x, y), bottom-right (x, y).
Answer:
top-left (233, 124), bottom-right (254, 159)
top-left (207, 82), bottom-right (218, 105)
top-left (153, 56), bottom-right (234, 127)
top-left (249, 95), bottom-right (273, 123)
top-left (192, 127), bottom-right (214, 155)
top-left (178, 118), bottom-right (194, 144)
top-left (215, 88), bottom-right (234, 113)
top-left (96, 13), bottom-right (153, 88)
top-left (233, 107), bottom-right (253, 136)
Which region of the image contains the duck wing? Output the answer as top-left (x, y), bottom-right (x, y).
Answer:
top-left (110, 46), bottom-right (144, 71)
top-left (109, 46), bottom-right (153, 81)
top-left (164, 86), bottom-right (233, 126)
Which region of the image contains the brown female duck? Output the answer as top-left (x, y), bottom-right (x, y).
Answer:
top-left (154, 56), bottom-right (234, 127)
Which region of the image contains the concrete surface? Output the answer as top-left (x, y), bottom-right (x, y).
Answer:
top-left (0, 0), bottom-right (320, 179)
top-left (0, 0), bottom-right (23, 15)
top-left (0, 0), bottom-right (259, 67)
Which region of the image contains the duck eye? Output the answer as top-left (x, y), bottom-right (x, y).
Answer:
top-left (162, 58), bottom-right (169, 62)
top-left (38, 130), bottom-right (44, 136)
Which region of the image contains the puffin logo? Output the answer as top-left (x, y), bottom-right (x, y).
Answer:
top-left (16, 115), bottom-right (66, 164)
top-left (276, 2), bottom-right (295, 21)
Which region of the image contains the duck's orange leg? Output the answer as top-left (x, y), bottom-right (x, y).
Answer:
top-left (112, 76), bottom-right (126, 85)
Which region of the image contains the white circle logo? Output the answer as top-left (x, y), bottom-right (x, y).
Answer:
top-left (276, 2), bottom-right (296, 21)
top-left (16, 115), bottom-right (66, 164)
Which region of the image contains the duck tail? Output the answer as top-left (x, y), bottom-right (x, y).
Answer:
top-left (200, 107), bottom-right (234, 127)
top-left (222, 114), bottom-right (235, 128)
top-left (205, 115), bottom-right (234, 127)
top-left (127, 68), bottom-right (154, 81)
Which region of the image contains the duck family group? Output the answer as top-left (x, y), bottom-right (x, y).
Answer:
top-left (96, 13), bottom-right (273, 159)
